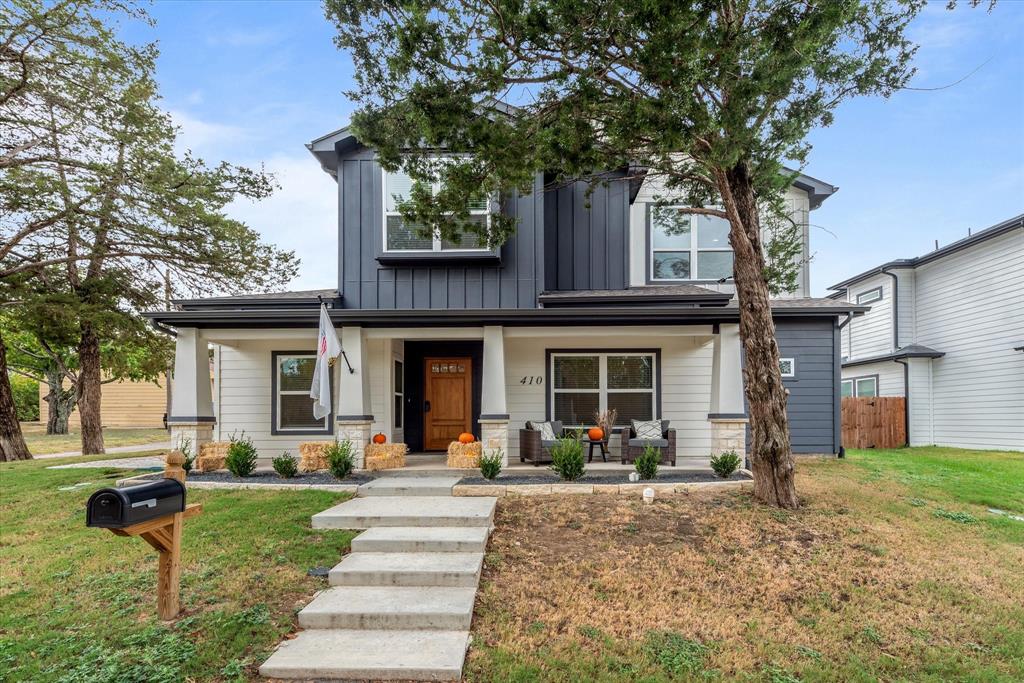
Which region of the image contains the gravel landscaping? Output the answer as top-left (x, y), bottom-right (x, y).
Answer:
top-left (138, 470), bottom-right (375, 485)
top-left (459, 471), bottom-right (751, 486)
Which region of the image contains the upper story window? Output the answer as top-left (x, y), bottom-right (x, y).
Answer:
top-left (383, 166), bottom-right (489, 252)
top-left (856, 286), bottom-right (883, 305)
top-left (649, 207), bottom-right (734, 281)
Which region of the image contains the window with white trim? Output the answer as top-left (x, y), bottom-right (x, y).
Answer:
top-left (393, 359), bottom-right (404, 429)
top-left (856, 287), bottom-right (882, 305)
top-left (650, 206), bottom-right (733, 281)
top-left (275, 354), bottom-right (330, 432)
top-left (550, 352), bottom-right (656, 426)
top-left (842, 375), bottom-right (878, 398)
top-left (383, 164), bottom-right (489, 252)
top-left (779, 358), bottom-right (796, 377)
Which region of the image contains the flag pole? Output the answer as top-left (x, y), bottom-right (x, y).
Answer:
top-left (319, 295), bottom-right (355, 374)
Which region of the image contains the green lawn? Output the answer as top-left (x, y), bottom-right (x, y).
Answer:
top-left (21, 423), bottom-right (170, 455)
top-left (0, 452), bottom-right (355, 682)
top-left (467, 446), bottom-right (1024, 682)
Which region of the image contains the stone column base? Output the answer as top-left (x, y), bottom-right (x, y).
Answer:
top-left (336, 418), bottom-right (374, 469)
top-left (709, 417), bottom-right (748, 460)
top-left (168, 419), bottom-right (215, 459)
top-left (479, 418), bottom-right (510, 465)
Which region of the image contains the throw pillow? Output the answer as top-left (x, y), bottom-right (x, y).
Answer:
top-left (632, 419), bottom-right (663, 440)
top-left (536, 421), bottom-right (557, 441)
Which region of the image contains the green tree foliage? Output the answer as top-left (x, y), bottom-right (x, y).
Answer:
top-left (324, 0), bottom-right (930, 506)
top-left (1, 0), bottom-right (298, 457)
top-left (8, 373), bottom-right (38, 421)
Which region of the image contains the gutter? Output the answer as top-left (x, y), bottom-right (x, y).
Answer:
top-left (149, 319), bottom-right (177, 338)
top-left (879, 265), bottom-right (900, 350)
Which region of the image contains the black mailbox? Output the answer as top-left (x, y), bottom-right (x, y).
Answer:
top-left (86, 479), bottom-right (186, 529)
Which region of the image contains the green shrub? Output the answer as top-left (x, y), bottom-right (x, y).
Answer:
top-left (479, 449), bottom-right (503, 480)
top-left (634, 444), bottom-right (661, 480)
top-left (225, 433), bottom-right (258, 477)
top-left (710, 450), bottom-right (741, 478)
top-left (272, 452), bottom-right (298, 479)
top-left (325, 440), bottom-right (355, 479)
top-left (10, 375), bottom-right (40, 422)
top-left (550, 434), bottom-right (585, 481)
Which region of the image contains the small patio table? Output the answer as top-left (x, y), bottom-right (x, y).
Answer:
top-left (583, 438), bottom-right (610, 463)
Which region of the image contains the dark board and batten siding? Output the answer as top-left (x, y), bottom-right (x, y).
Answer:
top-left (337, 148), bottom-right (546, 310)
top-left (746, 318), bottom-right (841, 455)
top-left (544, 173), bottom-right (631, 292)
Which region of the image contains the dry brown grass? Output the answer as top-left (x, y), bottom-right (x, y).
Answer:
top-left (466, 455), bottom-right (1024, 681)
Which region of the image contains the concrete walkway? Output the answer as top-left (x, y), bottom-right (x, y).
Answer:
top-left (37, 441), bottom-right (170, 460)
top-left (260, 474), bottom-right (497, 681)
top-left (47, 454), bottom-right (166, 470)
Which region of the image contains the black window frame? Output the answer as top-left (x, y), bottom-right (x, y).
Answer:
top-left (544, 348), bottom-right (662, 429)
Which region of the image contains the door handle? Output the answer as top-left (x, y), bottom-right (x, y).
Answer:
top-left (424, 400), bottom-right (431, 413)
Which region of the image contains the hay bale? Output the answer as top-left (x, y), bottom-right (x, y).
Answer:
top-left (364, 443), bottom-right (407, 471)
top-left (196, 441), bottom-right (229, 472)
top-left (446, 441), bottom-right (482, 468)
top-left (298, 441), bottom-right (334, 472)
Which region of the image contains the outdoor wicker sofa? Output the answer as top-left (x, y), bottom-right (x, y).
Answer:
top-left (518, 420), bottom-right (564, 466)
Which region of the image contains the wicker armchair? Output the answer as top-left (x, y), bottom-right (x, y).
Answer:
top-left (518, 420), bottom-right (564, 466)
top-left (620, 420), bottom-right (676, 466)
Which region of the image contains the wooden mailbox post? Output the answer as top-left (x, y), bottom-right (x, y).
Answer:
top-left (107, 451), bottom-right (202, 620)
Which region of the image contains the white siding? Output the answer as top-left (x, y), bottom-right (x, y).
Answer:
top-left (841, 360), bottom-right (904, 397)
top-left (628, 176), bottom-right (813, 297)
top-left (845, 274), bottom-right (894, 359)
top-left (215, 338), bottom-right (339, 463)
top-left (896, 269), bottom-right (916, 345)
top-left (504, 331), bottom-right (716, 463)
top-left (912, 229), bottom-right (1024, 450)
top-left (907, 358), bottom-right (933, 446)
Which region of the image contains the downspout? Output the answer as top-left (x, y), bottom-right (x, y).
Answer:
top-left (880, 267), bottom-right (909, 446)
top-left (894, 358), bottom-right (910, 447)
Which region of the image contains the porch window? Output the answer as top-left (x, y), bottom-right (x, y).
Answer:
top-left (393, 359), bottom-right (404, 429)
top-left (550, 352), bottom-right (657, 426)
top-left (273, 353), bottom-right (330, 433)
top-left (650, 207), bottom-right (734, 281)
top-left (383, 165), bottom-right (489, 251)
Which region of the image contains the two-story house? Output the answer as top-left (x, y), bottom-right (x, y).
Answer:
top-left (829, 214), bottom-right (1023, 451)
top-left (146, 124), bottom-right (866, 468)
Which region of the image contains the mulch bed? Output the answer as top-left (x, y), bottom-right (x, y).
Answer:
top-left (458, 471), bottom-right (751, 486)
top-left (138, 470), bottom-right (375, 485)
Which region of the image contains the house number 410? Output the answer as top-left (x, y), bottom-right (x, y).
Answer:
top-left (520, 376), bottom-right (543, 385)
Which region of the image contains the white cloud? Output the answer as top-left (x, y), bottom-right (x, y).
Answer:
top-left (223, 154), bottom-right (338, 292)
top-left (169, 109), bottom-right (251, 157)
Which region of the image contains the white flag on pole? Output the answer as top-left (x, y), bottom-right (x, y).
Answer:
top-left (310, 303), bottom-right (342, 419)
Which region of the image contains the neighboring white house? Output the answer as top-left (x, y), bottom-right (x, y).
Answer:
top-left (829, 213), bottom-right (1024, 451)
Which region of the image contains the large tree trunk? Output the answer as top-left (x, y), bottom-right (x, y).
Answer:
top-left (0, 331), bottom-right (33, 461)
top-left (719, 162), bottom-right (799, 509)
top-left (77, 323), bottom-right (105, 454)
top-left (44, 367), bottom-right (76, 435)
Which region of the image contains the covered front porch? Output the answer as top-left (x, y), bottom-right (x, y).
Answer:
top-left (166, 322), bottom-right (749, 471)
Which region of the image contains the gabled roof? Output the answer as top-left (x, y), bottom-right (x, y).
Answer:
top-left (829, 213), bottom-right (1024, 292)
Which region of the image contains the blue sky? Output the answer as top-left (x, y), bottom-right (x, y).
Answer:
top-left (127, 1), bottom-right (1023, 296)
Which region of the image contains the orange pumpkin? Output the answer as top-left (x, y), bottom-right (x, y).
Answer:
top-left (458, 432), bottom-right (475, 444)
top-left (372, 433), bottom-right (387, 444)
top-left (587, 427), bottom-right (604, 441)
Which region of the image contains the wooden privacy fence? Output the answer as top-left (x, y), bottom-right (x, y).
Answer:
top-left (841, 397), bottom-right (906, 449)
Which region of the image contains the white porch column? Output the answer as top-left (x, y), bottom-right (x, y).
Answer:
top-left (168, 327), bottom-right (215, 454)
top-left (337, 325), bottom-right (373, 468)
top-left (480, 325), bottom-right (510, 465)
top-left (708, 323), bottom-right (748, 460)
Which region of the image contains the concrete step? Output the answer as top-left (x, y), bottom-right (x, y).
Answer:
top-left (352, 526), bottom-right (490, 553)
top-left (330, 552), bottom-right (483, 587)
top-left (358, 475), bottom-right (461, 497)
top-left (298, 585), bottom-right (477, 630)
top-left (259, 628), bottom-right (469, 681)
top-left (312, 496), bottom-right (496, 529)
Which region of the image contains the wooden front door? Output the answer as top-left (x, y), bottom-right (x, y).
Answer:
top-left (424, 358), bottom-right (472, 450)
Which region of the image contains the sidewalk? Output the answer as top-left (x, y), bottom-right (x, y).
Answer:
top-left (36, 441), bottom-right (170, 460)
